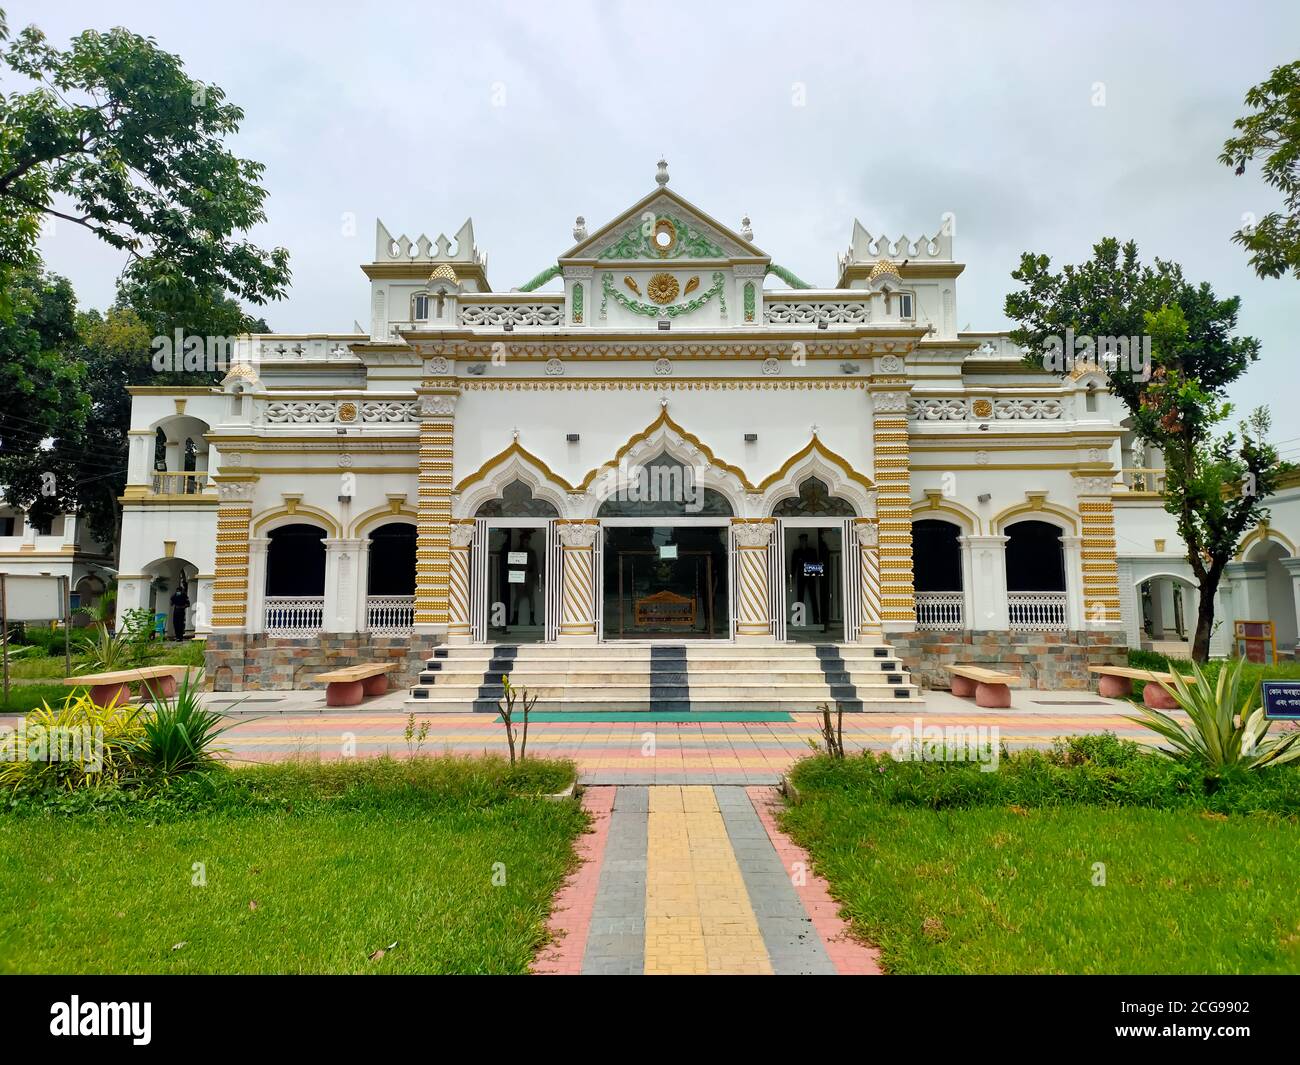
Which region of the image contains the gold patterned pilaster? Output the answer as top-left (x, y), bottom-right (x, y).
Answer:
top-left (731, 519), bottom-right (774, 640)
top-left (556, 520), bottom-right (600, 641)
top-left (211, 477), bottom-right (257, 628)
top-left (446, 520), bottom-right (474, 641)
top-left (1075, 472), bottom-right (1120, 624)
top-left (854, 518), bottom-right (883, 643)
top-left (415, 381), bottom-right (458, 631)
top-left (870, 383), bottom-right (915, 625)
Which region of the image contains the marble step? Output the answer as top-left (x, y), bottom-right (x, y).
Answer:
top-left (405, 692), bottom-right (922, 713)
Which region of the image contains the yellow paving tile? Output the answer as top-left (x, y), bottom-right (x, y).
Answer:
top-left (642, 785), bottom-right (772, 976)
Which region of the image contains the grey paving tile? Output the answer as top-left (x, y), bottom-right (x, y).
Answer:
top-left (581, 787), bottom-right (648, 976)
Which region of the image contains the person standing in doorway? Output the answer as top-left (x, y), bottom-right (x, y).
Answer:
top-left (792, 532), bottom-right (823, 627)
top-left (169, 580), bottom-right (191, 641)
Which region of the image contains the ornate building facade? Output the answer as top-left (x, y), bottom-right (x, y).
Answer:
top-left (113, 165), bottom-right (1300, 693)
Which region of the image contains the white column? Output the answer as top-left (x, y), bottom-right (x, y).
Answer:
top-left (126, 431), bottom-right (153, 488)
top-left (1224, 561), bottom-right (1268, 621)
top-left (324, 538), bottom-right (365, 633)
top-left (959, 535), bottom-right (976, 631)
top-left (246, 536), bottom-right (271, 634)
top-left (963, 535), bottom-right (1009, 631)
top-left (556, 520), bottom-right (599, 643)
top-left (355, 539), bottom-right (371, 633)
top-left (1061, 534), bottom-right (1086, 630)
top-left (1280, 558), bottom-right (1300, 659)
top-left (193, 573), bottom-right (215, 636)
top-left (732, 520), bottom-right (775, 642)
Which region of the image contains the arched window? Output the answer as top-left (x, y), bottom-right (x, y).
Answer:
top-left (596, 453), bottom-right (733, 517)
top-left (475, 480), bottom-right (560, 518)
top-left (913, 518), bottom-right (964, 629)
top-left (266, 524), bottom-right (327, 596)
top-left (367, 522), bottom-right (416, 595)
top-left (1004, 520), bottom-right (1065, 591)
top-left (772, 476), bottom-right (856, 517)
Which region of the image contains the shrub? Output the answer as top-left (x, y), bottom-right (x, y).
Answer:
top-left (76, 625), bottom-right (139, 673)
top-left (0, 692), bottom-right (145, 795)
top-left (1130, 659), bottom-right (1300, 772)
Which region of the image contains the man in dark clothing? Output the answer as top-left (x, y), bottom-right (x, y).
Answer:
top-left (791, 532), bottom-right (824, 627)
top-left (508, 531), bottom-right (540, 626)
top-left (169, 582), bottom-right (191, 640)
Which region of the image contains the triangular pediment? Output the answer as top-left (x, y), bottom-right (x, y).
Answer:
top-left (559, 187), bottom-right (769, 264)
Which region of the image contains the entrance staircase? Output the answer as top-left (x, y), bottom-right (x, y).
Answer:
top-left (407, 642), bottom-right (922, 713)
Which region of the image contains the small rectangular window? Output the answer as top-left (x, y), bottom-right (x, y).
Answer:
top-left (0, 517), bottom-right (13, 536)
top-left (413, 294), bottom-right (430, 321)
top-left (898, 293), bottom-right (914, 319)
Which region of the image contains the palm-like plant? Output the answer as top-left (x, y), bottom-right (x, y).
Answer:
top-left (76, 624), bottom-right (137, 673)
top-left (1127, 659), bottom-right (1300, 771)
top-left (129, 673), bottom-right (235, 776)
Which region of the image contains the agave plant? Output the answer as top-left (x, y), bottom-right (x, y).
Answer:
top-left (76, 624), bottom-right (138, 673)
top-left (129, 673), bottom-right (235, 776)
top-left (1127, 659), bottom-right (1300, 771)
top-left (0, 691), bottom-right (144, 794)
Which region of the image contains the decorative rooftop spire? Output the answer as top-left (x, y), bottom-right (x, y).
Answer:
top-left (655, 158), bottom-right (669, 186)
top-left (741, 215), bottom-right (753, 241)
top-left (573, 215), bottom-right (587, 242)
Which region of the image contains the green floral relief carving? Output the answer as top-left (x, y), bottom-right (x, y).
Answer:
top-left (743, 282), bottom-right (755, 322)
top-left (519, 263), bottom-right (561, 291)
top-left (572, 282), bottom-right (584, 323)
top-left (598, 214), bottom-right (725, 260)
top-left (601, 271), bottom-right (727, 319)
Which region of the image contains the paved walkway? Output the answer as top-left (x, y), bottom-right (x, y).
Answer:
top-left (534, 785), bottom-right (880, 975)
top-left (205, 688), bottom-right (1149, 784)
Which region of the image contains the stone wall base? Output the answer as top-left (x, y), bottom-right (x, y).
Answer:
top-left (204, 633), bottom-right (441, 692)
top-left (890, 630), bottom-right (1127, 691)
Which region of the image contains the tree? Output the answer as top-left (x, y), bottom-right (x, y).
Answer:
top-left (1004, 238), bottom-right (1280, 661)
top-left (0, 266), bottom-right (90, 528)
top-left (1221, 59), bottom-right (1300, 280)
top-left (0, 10), bottom-right (289, 305)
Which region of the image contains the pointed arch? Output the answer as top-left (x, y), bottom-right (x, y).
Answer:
top-left (757, 436), bottom-right (874, 517)
top-left (1236, 525), bottom-right (1297, 560)
top-left (454, 442), bottom-right (576, 518)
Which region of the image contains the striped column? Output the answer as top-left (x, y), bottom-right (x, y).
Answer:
top-left (731, 519), bottom-right (774, 641)
top-left (854, 518), bottom-right (883, 643)
top-left (211, 478), bottom-right (256, 629)
top-left (414, 386), bottom-right (457, 633)
top-left (557, 520), bottom-right (600, 642)
top-left (1075, 473), bottom-right (1121, 626)
top-left (870, 385), bottom-right (915, 628)
top-left (446, 520), bottom-right (474, 643)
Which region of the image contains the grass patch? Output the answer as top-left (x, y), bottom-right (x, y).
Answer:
top-left (781, 742), bottom-right (1300, 974)
top-left (4, 639), bottom-right (205, 680)
top-left (0, 756), bottom-right (584, 974)
top-left (1126, 649), bottom-right (1300, 702)
top-left (0, 683), bottom-right (70, 715)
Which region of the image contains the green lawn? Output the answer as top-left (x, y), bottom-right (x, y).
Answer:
top-left (781, 747), bottom-right (1300, 975)
top-left (0, 683), bottom-right (69, 714)
top-left (3, 639), bottom-right (205, 680)
top-left (0, 757), bottom-right (586, 974)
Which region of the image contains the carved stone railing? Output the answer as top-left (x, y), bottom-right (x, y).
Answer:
top-left (1115, 468), bottom-right (1167, 493)
top-left (764, 299), bottom-right (870, 325)
top-left (1007, 592), bottom-right (1068, 631)
top-left (261, 399), bottom-right (419, 426)
top-left (908, 396), bottom-right (1065, 421)
top-left (149, 471), bottom-right (212, 496)
top-left (366, 595), bottom-right (415, 636)
top-left (458, 302), bottom-right (564, 328)
top-left (915, 592), bottom-right (964, 630)
top-left (263, 597), bottom-right (324, 637)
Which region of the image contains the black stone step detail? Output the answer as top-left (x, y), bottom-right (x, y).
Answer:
top-left (418, 671), bottom-right (439, 684)
top-left (893, 687), bottom-right (911, 698)
top-left (650, 644), bottom-right (688, 714)
top-left (411, 688), bottom-right (429, 699)
top-left (872, 646), bottom-right (889, 657)
top-left (887, 674), bottom-right (903, 684)
top-left (474, 645), bottom-right (519, 712)
top-left (813, 645), bottom-right (863, 712)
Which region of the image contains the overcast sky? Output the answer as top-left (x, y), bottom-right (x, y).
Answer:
top-left (22, 0), bottom-right (1300, 460)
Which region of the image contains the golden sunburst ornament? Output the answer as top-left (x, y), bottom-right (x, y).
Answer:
top-left (647, 272), bottom-right (680, 305)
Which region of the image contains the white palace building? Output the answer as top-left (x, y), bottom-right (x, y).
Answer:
top-left (111, 163), bottom-right (1300, 708)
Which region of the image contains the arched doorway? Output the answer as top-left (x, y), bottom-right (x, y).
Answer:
top-left (1137, 574), bottom-right (1194, 654)
top-left (142, 557), bottom-right (200, 640)
top-left (475, 480), bottom-right (560, 643)
top-left (596, 454), bottom-right (733, 639)
top-left (264, 523), bottom-right (326, 636)
top-left (151, 415), bottom-right (211, 495)
top-left (1248, 539), bottom-right (1298, 658)
top-left (772, 476), bottom-right (856, 642)
top-left (913, 519), bottom-right (964, 629)
top-left (366, 521), bottom-right (416, 635)
top-left (1005, 520), bottom-right (1067, 630)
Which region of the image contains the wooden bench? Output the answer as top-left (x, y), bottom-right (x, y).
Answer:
top-left (1088, 665), bottom-right (1186, 710)
top-left (945, 664), bottom-right (1021, 708)
top-left (64, 665), bottom-right (193, 707)
top-left (314, 663), bottom-right (395, 706)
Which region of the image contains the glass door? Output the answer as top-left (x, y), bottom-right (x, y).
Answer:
top-left (783, 524), bottom-right (844, 641)
top-left (601, 524), bottom-right (728, 639)
top-left (486, 523), bottom-right (547, 643)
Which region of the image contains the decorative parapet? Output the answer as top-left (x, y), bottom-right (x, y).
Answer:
top-left (236, 335), bottom-right (363, 365)
top-left (260, 398), bottom-right (420, 426)
top-left (457, 297), bottom-right (564, 328)
top-left (838, 219), bottom-right (954, 278)
top-left (764, 295), bottom-right (871, 326)
top-left (374, 218), bottom-right (485, 268)
top-left (907, 396), bottom-right (1066, 422)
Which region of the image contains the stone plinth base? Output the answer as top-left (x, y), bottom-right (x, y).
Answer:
top-left (204, 632), bottom-right (442, 692)
top-left (890, 630), bottom-right (1127, 691)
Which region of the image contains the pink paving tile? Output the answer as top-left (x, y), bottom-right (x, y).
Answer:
top-left (532, 786), bottom-right (615, 976)
top-left (747, 785), bottom-right (883, 976)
